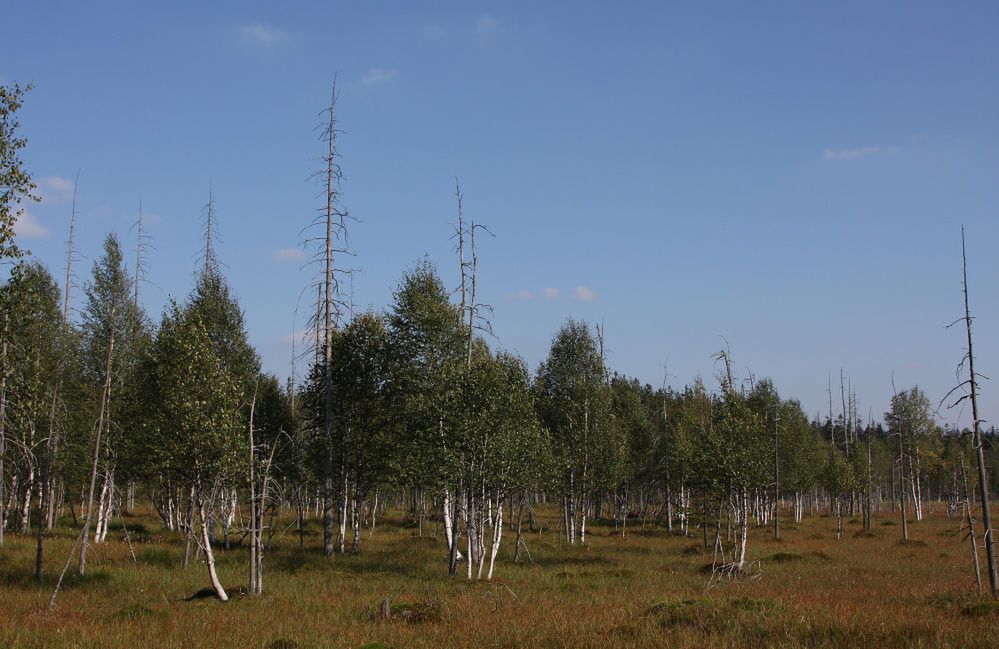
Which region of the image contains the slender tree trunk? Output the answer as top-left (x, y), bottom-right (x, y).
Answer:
top-left (248, 385), bottom-right (257, 595)
top-left (198, 485), bottom-right (228, 601)
top-left (320, 86), bottom-right (339, 559)
top-left (959, 227), bottom-right (998, 595)
top-left (0, 313), bottom-right (9, 548)
top-left (487, 492), bottom-right (503, 580)
top-left (736, 488), bottom-right (749, 569)
top-left (899, 427), bottom-right (908, 542)
top-left (79, 311), bottom-right (116, 576)
top-left (774, 410), bottom-right (780, 541)
top-left (961, 454), bottom-right (983, 593)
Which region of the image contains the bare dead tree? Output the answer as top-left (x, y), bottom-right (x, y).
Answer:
top-left (712, 337), bottom-right (734, 393)
top-left (960, 453), bottom-right (983, 593)
top-left (321, 85), bottom-right (338, 557)
top-left (133, 199), bottom-right (146, 310)
top-left (596, 322), bottom-right (611, 388)
top-left (201, 186), bottom-right (218, 276)
top-left (941, 226), bottom-right (997, 596)
top-left (305, 80), bottom-right (356, 557)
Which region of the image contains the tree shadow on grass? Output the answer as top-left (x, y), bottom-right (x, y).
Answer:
top-left (332, 552), bottom-right (439, 579)
top-left (533, 554), bottom-right (612, 569)
top-left (0, 565), bottom-right (112, 592)
top-left (139, 546), bottom-right (178, 569)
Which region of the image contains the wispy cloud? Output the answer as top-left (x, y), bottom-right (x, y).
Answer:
top-left (573, 286), bottom-right (596, 302)
top-left (14, 208), bottom-right (48, 238)
top-left (239, 24), bottom-right (287, 47)
top-left (272, 247), bottom-right (305, 262)
top-left (822, 145), bottom-right (898, 161)
top-left (505, 289), bottom-right (534, 301)
top-left (40, 175), bottom-right (75, 202)
top-left (476, 14), bottom-right (499, 35)
top-left (543, 287), bottom-right (559, 300)
top-left (361, 68), bottom-right (399, 86)
top-left (143, 211), bottom-right (162, 225)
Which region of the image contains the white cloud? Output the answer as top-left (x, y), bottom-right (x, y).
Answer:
top-left (476, 14), bottom-right (499, 35)
top-left (822, 145), bottom-right (898, 160)
top-left (279, 330), bottom-right (311, 345)
top-left (506, 289), bottom-right (534, 301)
top-left (44, 175), bottom-right (74, 193)
top-left (573, 286), bottom-right (596, 302)
top-left (272, 247), bottom-right (305, 262)
top-left (361, 68), bottom-right (399, 86)
top-left (14, 208), bottom-right (48, 238)
top-left (40, 175), bottom-right (75, 202)
top-left (240, 24), bottom-right (287, 47)
top-left (543, 287), bottom-right (559, 299)
top-left (143, 212), bottom-right (161, 225)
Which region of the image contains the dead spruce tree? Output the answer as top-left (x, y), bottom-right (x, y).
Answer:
top-left (304, 82), bottom-right (354, 557)
top-left (942, 226), bottom-right (998, 596)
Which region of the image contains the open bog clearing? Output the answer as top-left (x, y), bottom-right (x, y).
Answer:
top-left (5, 5), bottom-right (999, 649)
top-left (2, 508), bottom-right (997, 649)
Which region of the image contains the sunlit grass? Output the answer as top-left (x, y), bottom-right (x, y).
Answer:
top-left (2, 505), bottom-right (997, 648)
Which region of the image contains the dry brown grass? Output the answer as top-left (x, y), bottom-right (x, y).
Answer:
top-left (1, 506), bottom-right (997, 648)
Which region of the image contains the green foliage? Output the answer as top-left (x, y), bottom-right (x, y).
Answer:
top-left (188, 266), bottom-right (260, 394)
top-left (822, 446), bottom-right (856, 496)
top-left (0, 82), bottom-right (39, 261)
top-left (534, 319), bottom-right (613, 499)
top-left (328, 312), bottom-right (395, 496)
top-left (141, 302), bottom-right (243, 486)
top-left (0, 262), bottom-right (62, 486)
top-left (78, 234), bottom-right (152, 482)
top-left (385, 262), bottom-right (465, 490)
top-left (458, 350), bottom-right (551, 493)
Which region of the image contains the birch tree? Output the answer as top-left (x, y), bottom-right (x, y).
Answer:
top-left (144, 302), bottom-right (242, 600)
top-left (0, 263), bottom-right (60, 544)
top-left (78, 234), bottom-right (141, 574)
top-left (1, 82), bottom-right (39, 262)
top-left (327, 312), bottom-right (393, 553)
top-left (534, 320), bottom-right (611, 545)
top-left (386, 262), bottom-right (464, 569)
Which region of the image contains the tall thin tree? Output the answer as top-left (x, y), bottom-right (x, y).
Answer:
top-left (942, 226), bottom-right (998, 596)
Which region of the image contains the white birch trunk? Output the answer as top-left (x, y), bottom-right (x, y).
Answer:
top-left (199, 495), bottom-right (228, 601)
top-left (487, 495), bottom-right (503, 580)
top-left (94, 477), bottom-right (110, 543)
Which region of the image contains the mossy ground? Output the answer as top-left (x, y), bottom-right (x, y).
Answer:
top-left (1, 506), bottom-right (996, 648)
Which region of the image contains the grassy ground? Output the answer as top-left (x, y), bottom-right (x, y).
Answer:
top-left (1, 505), bottom-right (997, 648)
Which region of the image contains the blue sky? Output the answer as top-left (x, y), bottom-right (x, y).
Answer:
top-left (6, 1), bottom-right (999, 427)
